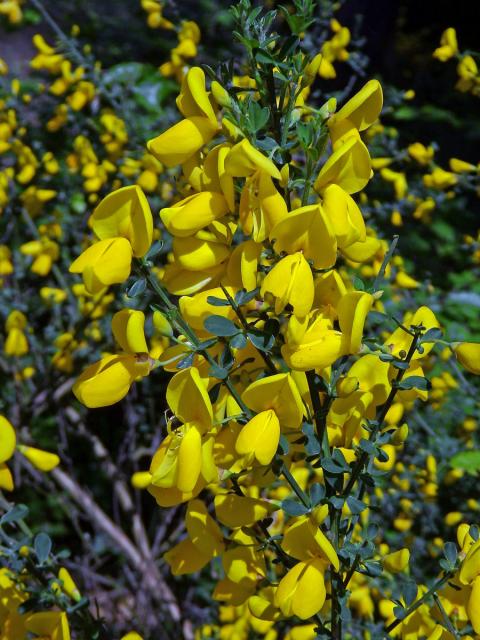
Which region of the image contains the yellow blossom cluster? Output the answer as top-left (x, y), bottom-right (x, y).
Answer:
top-left (67, 50), bottom-right (480, 636)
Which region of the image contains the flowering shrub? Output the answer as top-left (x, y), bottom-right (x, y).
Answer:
top-left (1, 1), bottom-right (480, 639)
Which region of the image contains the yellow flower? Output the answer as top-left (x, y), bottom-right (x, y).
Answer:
top-left (214, 493), bottom-right (277, 528)
top-left (20, 237), bottom-right (60, 276)
top-left (69, 237), bottom-right (133, 293)
top-left (239, 170), bottom-right (287, 242)
top-left (40, 287), bottom-right (68, 304)
top-left (322, 184), bottom-right (366, 249)
top-left (5, 310), bottom-right (29, 357)
top-left (423, 167), bottom-right (457, 190)
top-left (433, 28), bottom-right (458, 62)
top-left (56, 568), bottom-right (81, 602)
top-left (453, 342), bottom-right (480, 375)
top-left (385, 306), bottom-right (439, 360)
top-left (328, 79), bottom-right (383, 141)
top-left (73, 353), bottom-right (151, 408)
top-left (314, 136), bottom-right (372, 195)
top-left (383, 548), bottom-right (410, 573)
top-left (91, 185), bottom-right (153, 257)
top-left (338, 291), bottom-right (374, 353)
top-left (176, 66), bottom-right (218, 127)
top-left (227, 240), bottom-right (261, 291)
top-left (166, 367), bottom-right (213, 433)
top-left (281, 514), bottom-right (339, 569)
top-left (282, 314), bottom-right (344, 372)
top-left (408, 142), bottom-right (434, 165)
top-left (260, 253), bottom-right (314, 318)
top-left (150, 425), bottom-right (215, 494)
top-left (225, 138), bottom-right (281, 179)
top-left (235, 409), bottom-right (280, 466)
top-left (241, 373), bottom-right (304, 429)
top-left (148, 117), bottom-right (218, 167)
top-left (456, 55), bottom-right (479, 93)
top-left (17, 445), bottom-right (60, 472)
top-left (269, 204), bottom-right (337, 269)
top-left (0, 415), bottom-right (16, 464)
top-left (0, 245), bottom-right (13, 275)
top-left (160, 191), bottom-right (229, 237)
top-left (275, 558), bottom-right (327, 620)
top-left (25, 611), bottom-right (70, 640)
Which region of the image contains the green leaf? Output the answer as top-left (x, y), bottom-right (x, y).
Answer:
top-left (230, 333), bottom-right (248, 349)
top-left (282, 499), bottom-right (309, 516)
top-left (247, 330), bottom-right (275, 352)
top-left (103, 62), bottom-right (151, 85)
top-left (1, 504), bottom-right (28, 525)
top-left (309, 483), bottom-right (325, 505)
top-left (421, 327), bottom-right (443, 343)
top-left (352, 276), bottom-right (366, 292)
top-left (443, 541), bottom-right (458, 566)
top-left (278, 434), bottom-right (290, 455)
top-left (362, 561), bottom-right (382, 577)
top-left (145, 241), bottom-right (164, 260)
top-left (248, 101), bottom-right (270, 132)
top-left (322, 458), bottom-right (346, 475)
top-left (450, 450), bottom-right (480, 474)
top-left (207, 296), bottom-right (231, 307)
top-left (329, 496), bottom-right (345, 510)
top-left (204, 315), bottom-right (239, 336)
top-left (346, 496), bottom-right (367, 515)
top-left (402, 581), bottom-right (418, 607)
top-left (126, 278), bottom-right (146, 298)
top-left (235, 288), bottom-right (259, 306)
top-left (208, 364), bottom-right (229, 380)
top-left (34, 532), bottom-right (52, 564)
top-left (359, 438), bottom-right (376, 455)
top-left (396, 376), bottom-right (431, 391)
top-left (69, 193), bottom-right (87, 215)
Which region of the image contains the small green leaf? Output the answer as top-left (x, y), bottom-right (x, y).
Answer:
top-left (282, 499), bottom-right (309, 516)
top-left (309, 483), bottom-right (325, 505)
top-left (450, 450), bottom-right (480, 474)
top-left (402, 581), bottom-right (418, 607)
top-left (235, 288), bottom-right (259, 306)
top-left (1, 504), bottom-right (29, 525)
top-left (396, 376), bottom-right (431, 391)
top-left (208, 364), bottom-right (229, 380)
top-left (421, 327), bottom-right (443, 343)
top-left (230, 333), bottom-right (248, 349)
top-left (329, 496), bottom-right (345, 510)
top-left (278, 434), bottom-right (290, 456)
top-left (346, 496), bottom-right (367, 515)
top-left (443, 542), bottom-right (458, 566)
top-left (127, 278), bottom-right (146, 298)
top-left (247, 330), bottom-right (275, 352)
top-left (204, 315), bottom-right (239, 337)
top-left (34, 533), bottom-right (52, 564)
top-left (207, 296), bottom-right (231, 307)
top-left (145, 241), bottom-right (164, 259)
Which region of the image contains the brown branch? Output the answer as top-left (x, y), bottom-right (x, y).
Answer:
top-left (50, 467), bottom-right (180, 622)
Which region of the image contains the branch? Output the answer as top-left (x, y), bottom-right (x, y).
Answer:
top-left (50, 467), bottom-right (181, 622)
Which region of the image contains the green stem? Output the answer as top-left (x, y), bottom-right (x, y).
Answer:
top-left (342, 329), bottom-right (422, 498)
top-left (139, 263), bottom-right (251, 416)
top-left (230, 475), bottom-right (294, 567)
top-left (281, 464), bottom-right (310, 509)
top-left (219, 284), bottom-right (277, 374)
top-left (433, 592), bottom-right (460, 639)
top-left (372, 235), bottom-right (399, 293)
top-left (306, 370), bottom-right (331, 459)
